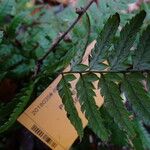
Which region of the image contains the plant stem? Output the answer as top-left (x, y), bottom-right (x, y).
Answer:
top-left (62, 69), bottom-right (150, 74)
top-left (33, 0), bottom-right (96, 78)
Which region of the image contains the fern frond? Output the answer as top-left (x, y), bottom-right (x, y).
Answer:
top-left (99, 75), bottom-right (136, 138)
top-left (2, 54), bottom-right (25, 71)
top-left (76, 73), bottom-right (109, 141)
top-left (134, 121), bottom-right (150, 150)
top-left (0, 44), bottom-right (12, 63)
top-left (71, 13), bottom-right (91, 71)
top-left (7, 12), bottom-right (27, 37)
top-left (0, 0), bottom-right (16, 22)
top-left (146, 73), bottom-right (150, 92)
top-left (10, 62), bottom-right (34, 78)
top-left (133, 25), bottom-right (150, 70)
top-left (89, 13), bottom-right (120, 71)
top-left (44, 46), bottom-right (76, 75)
top-left (122, 73), bottom-right (150, 125)
top-left (0, 83), bottom-right (35, 133)
top-left (109, 11), bottom-right (146, 70)
top-left (0, 31), bottom-right (3, 43)
top-left (100, 106), bottom-right (128, 147)
top-left (58, 74), bottom-right (84, 139)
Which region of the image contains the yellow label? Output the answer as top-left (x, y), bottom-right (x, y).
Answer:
top-left (17, 41), bottom-right (104, 150)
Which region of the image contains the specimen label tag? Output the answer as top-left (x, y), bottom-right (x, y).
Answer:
top-left (17, 41), bottom-right (104, 150)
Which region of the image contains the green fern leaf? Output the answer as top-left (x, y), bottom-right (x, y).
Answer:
top-left (58, 74), bottom-right (84, 139)
top-left (146, 73), bottom-right (150, 92)
top-left (134, 121), bottom-right (150, 150)
top-left (132, 134), bottom-right (145, 150)
top-left (71, 13), bottom-right (91, 70)
top-left (71, 64), bottom-right (88, 72)
top-left (10, 61), bottom-right (34, 78)
top-left (133, 25), bottom-right (150, 70)
top-left (76, 73), bottom-right (109, 141)
top-left (99, 75), bottom-right (136, 138)
top-left (0, 31), bottom-right (3, 43)
top-left (100, 106), bottom-right (128, 147)
top-left (44, 46), bottom-right (76, 75)
top-left (103, 73), bottom-right (122, 82)
top-left (0, 83), bottom-right (35, 133)
top-left (2, 54), bottom-right (25, 71)
top-left (109, 11), bottom-right (146, 70)
top-left (89, 13), bottom-right (120, 71)
top-left (57, 47), bottom-right (76, 69)
top-left (0, 44), bottom-right (12, 64)
top-left (8, 12), bottom-right (27, 37)
top-left (122, 73), bottom-right (150, 125)
top-left (0, 0), bottom-right (16, 22)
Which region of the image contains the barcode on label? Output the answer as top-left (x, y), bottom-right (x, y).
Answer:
top-left (31, 124), bottom-right (57, 148)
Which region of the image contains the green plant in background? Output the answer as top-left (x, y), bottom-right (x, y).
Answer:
top-left (0, 0), bottom-right (150, 149)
